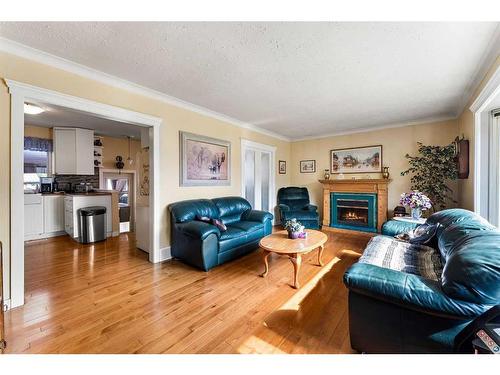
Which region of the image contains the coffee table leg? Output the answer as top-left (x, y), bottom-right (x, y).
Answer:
top-left (318, 245), bottom-right (324, 267)
top-left (261, 250), bottom-right (271, 277)
top-left (289, 254), bottom-right (302, 289)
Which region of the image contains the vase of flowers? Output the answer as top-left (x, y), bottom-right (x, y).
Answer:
top-left (284, 218), bottom-right (305, 239)
top-left (400, 191), bottom-right (432, 219)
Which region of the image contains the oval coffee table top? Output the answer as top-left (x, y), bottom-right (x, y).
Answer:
top-left (259, 230), bottom-right (328, 254)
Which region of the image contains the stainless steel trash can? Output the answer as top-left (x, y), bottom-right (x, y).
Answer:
top-left (78, 206), bottom-right (106, 244)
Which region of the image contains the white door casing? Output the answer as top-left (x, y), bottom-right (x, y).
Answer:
top-left (6, 79), bottom-right (162, 309)
top-left (240, 139), bottom-right (276, 213)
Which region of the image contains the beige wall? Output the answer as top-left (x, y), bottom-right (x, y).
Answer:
top-left (0, 51), bottom-right (291, 262)
top-left (290, 120), bottom-right (459, 220)
top-left (458, 55), bottom-right (500, 211)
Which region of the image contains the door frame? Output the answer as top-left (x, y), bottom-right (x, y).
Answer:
top-left (6, 79), bottom-right (162, 309)
top-left (99, 169), bottom-right (137, 233)
top-left (240, 139), bottom-right (276, 212)
top-left (470, 63), bottom-right (500, 224)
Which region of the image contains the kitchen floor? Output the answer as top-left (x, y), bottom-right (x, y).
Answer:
top-left (6, 231), bottom-right (367, 353)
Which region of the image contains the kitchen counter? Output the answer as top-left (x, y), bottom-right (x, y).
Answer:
top-left (36, 191), bottom-right (113, 196)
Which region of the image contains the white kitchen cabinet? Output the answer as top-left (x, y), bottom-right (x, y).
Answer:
top-left (24, 195), bottom-right (66, 241)
top-left (54, 127), bottom-right (94, 175)
top-left (24, 194), bottom-right (44, 241)
top-left (43, 195), bottom-right (65, 234)
top-left (64, 195), bottom-right (112, 239)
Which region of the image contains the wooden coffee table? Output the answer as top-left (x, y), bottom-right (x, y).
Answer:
top-left (259, 229), bottom-right (328, 289)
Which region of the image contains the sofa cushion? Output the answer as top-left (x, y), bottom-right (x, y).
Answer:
top-left (169, 199), bottom-right (219, 223)
top-left (359, 236), bottom-right (443, 281)
top-left (441, 230), bottom-right (500, 305)
top-left (213, 196), bottom-right (252, 224)
top-left (228, 220), bottom-right (263, 233)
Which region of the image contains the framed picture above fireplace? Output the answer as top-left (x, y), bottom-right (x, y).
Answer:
top-left (330, 145), bottom-right (382, 174)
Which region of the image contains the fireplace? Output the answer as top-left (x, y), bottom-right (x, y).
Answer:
top-left (331, 193), bottom-right (377, 233)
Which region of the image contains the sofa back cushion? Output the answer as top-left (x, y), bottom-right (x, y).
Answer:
top-left (438, 221), bottom-right (496, 261)
top-left (169, 199), bottom-right (219, 223)
top-left (441, 230), bottom-right (500, 305)
top-left (278, 187), bottom-right (310, 210)
top-left (426, 209), bottom-right (494, 238)
top-left (213, 197), bottom-right (252, 225)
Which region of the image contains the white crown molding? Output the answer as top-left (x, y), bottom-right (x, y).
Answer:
top-left (290, 115), bottom-right (457, 142)
top-left (5, 79), bottom-right (163, 128)
top-left (458, 24), bottom-right (500, 116)
top-left (0, 37), bottom-right (291, 142)
top-left (469, 63), bottom-right (500, 113)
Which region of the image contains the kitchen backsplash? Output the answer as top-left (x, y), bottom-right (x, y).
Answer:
top-left (54, 168), bottom-right (100, 190)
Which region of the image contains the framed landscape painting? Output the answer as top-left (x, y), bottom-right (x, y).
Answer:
top-left (180, 131), bottom-right (230, 186)
top-left (300, 160), bottom-right (316, 173)
top-left (330, 145), bottom-right (382, 174)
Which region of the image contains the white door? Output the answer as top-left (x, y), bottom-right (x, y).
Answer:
top-left (241, 140), bottom-right (276, 212)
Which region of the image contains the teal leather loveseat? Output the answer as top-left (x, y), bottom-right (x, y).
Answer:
top-left (343, 209), bottom-right (500, 353)
top-left (168, 197), bottom-right (273, 271)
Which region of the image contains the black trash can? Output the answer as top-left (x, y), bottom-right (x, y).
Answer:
top-left (78, 206), bottom-right (106, 244)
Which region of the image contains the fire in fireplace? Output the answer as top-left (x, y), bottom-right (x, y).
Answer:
top-left (331, 193), bottom-right (377, 233)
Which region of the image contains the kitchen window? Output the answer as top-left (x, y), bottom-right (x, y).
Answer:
top-left (24, 137), bottom-right (53, 193)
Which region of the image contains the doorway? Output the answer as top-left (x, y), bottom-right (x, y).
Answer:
top-left (101, 171), bottom-right (136, 233)
top-left (241, 139), bottom-right (276, 213)
top-left (7, 80), bottom-right (162, 309)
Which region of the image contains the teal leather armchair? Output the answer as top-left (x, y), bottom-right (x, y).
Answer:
top-left (168, 197), bottom-right (273, 271)
top-left (344, 209), bottom-right (500, 353)
top-left (277, 187), bottom-right (320, 229)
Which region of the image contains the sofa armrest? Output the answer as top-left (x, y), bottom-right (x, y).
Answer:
top-left (243, 209), bottom-right (273, 223)
top-left (381, 220), bottom-right (419, 237)
top-left (175, 221), bottom-right (220, 240)
top-left (343, 263), bottom-right (489, 319)
top-left (303, 204), bottom-right (318, 211)
top-left (278, 204), bottom-right (290, 212)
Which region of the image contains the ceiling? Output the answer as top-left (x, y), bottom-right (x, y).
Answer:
top-left (25, 102), bottom-right (143, 139)
top-left (2, 22), bottom-right (500, 140)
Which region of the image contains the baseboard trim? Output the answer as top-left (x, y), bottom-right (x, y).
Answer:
top-left (160, 246), bottom-right (172, 262)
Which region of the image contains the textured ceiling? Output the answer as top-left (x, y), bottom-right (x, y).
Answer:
top-left (2, 22), bottom-right (499, 139)
top-left (25, 102), bottom-right (143, 139)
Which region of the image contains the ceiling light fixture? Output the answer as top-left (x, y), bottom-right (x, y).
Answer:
top-left (24, 103), bottom-right (45, 115)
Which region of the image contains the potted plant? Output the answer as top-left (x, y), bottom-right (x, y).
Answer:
top-left (284, 218), bottom-right (305, 239)
top-left (401, 142), bottom-right (458, 211)
top-left (400, 191), bottom-right (432, 219)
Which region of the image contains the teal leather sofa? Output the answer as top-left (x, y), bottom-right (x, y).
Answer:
top-left (277, 187), bottom-right (320, 229)
top-left (168, 197), bottom-right (273, 271)
top-left (343, 209), bottom-right (500, 353)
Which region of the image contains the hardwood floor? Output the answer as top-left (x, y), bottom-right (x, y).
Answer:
top-left (4, 230), bottom-right (369, 354)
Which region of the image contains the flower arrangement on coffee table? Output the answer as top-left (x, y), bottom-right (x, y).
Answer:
top-left (400, 190), bottom-right (432, 219)
top-left (284, 218), bottom-right (307, 239)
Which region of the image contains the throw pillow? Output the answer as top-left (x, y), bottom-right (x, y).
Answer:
top-left (211, 218), bottom-right (227, 232)
top-left (395, 223), bottom-right (438, 245)
top-left (195, 215), bottom-right (212, 223)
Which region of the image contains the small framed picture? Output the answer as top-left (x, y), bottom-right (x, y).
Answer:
top-left (300, 160), bottom-right (316, 173)
top-left (278, 160), bottom-right (286, 174)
